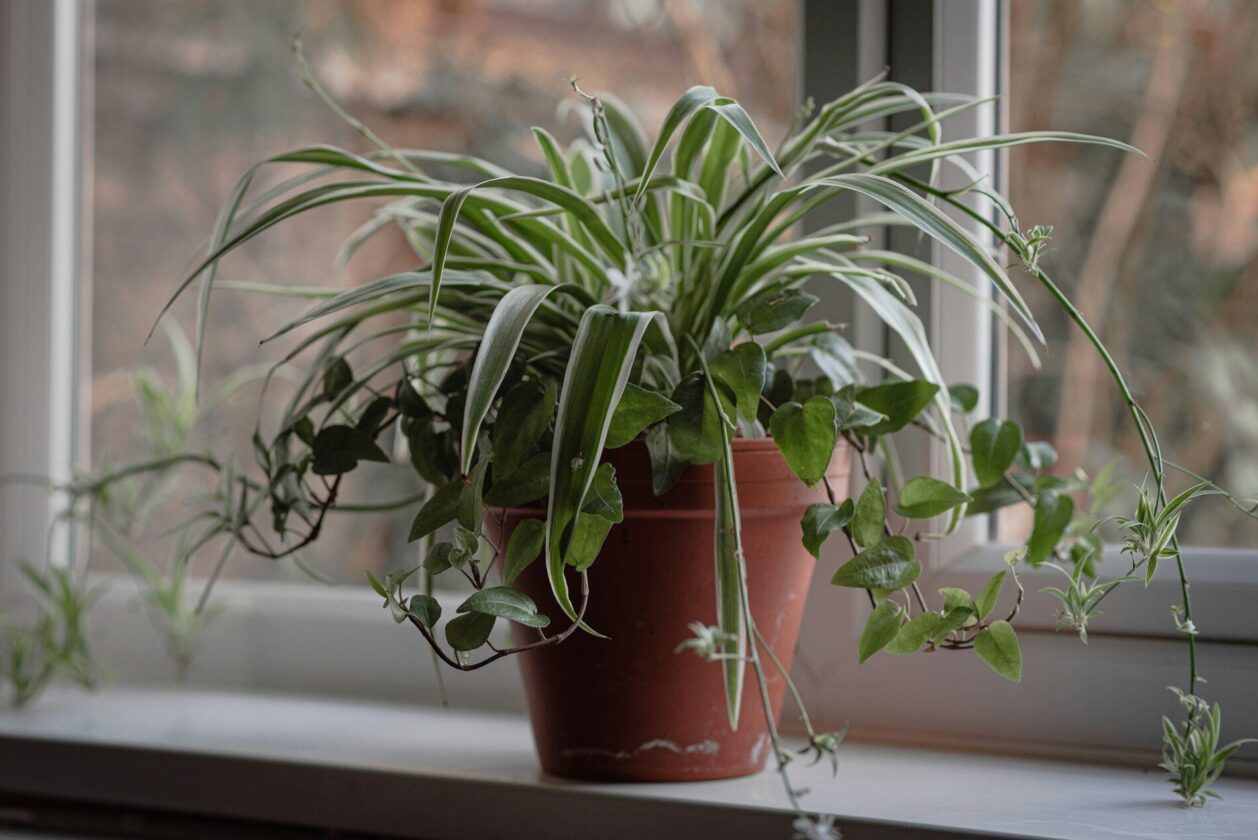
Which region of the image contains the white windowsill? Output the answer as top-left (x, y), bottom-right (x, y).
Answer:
top-left (2, 687), bottom-right (1256, 840)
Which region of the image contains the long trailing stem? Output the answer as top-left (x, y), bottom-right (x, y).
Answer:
top-left (902, 174), bottom-right (1199, 697)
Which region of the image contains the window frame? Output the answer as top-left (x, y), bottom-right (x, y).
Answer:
top-left (0, 0), bottom-right (1254, 770)
top-left (793, 0), bottom-right (1257, 768)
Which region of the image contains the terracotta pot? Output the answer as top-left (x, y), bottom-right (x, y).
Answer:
top-left (486, 437), bottom-right (850, 782)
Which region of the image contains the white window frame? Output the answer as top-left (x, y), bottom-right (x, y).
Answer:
top-left (1, 0), bottom-right (1255, 772)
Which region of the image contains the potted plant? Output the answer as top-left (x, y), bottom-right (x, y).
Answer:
top-left (8, 58), bottom-right (1250, 833)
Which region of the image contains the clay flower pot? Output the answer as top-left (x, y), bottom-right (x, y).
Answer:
top-left (487, 437), bottom-right (850, 782)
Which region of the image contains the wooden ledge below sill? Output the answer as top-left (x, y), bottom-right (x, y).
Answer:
top-left (1, 686), bottom-right (1256, 840)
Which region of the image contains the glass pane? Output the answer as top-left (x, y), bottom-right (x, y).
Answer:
top-left (85, 0), bottom-right (800, 583)
top-left (1005, 0), bottom-right (1258, 548)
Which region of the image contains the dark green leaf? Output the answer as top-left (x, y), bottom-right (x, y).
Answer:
top-left (852, 480), bottom-right (886, 549)
top-left (701, 317), bottom-right (732, 362)
top-left (950, 384), bottom-right (979, 413)
top-left (312, 425), bottom-right (389, 476)
top-left (770, 396), bottom-right (837, 486)
top-left (971, 419), bottom-right (1023, 487)
top-left (831, 385), bottom-right (887, 431)
top-left (801, 500), bottom-right (854, 560)
top-left (965, 473), bottom-right (1032, 515)
top-left (408, 481), bottom-right (463, 542)
top-left (565, 512), bottom-right (614, 571)
top-left (884, 611), bottom-right (948, 654)
top-left (581, 463), bottom-right (623, 523)
top-left (854, 380), bottom-right (940, 436)
top-left (710, 343), bottom-right (767, 422)
top-left (668, 372), bottom-right (736, 465)
top-left (405, 418), bottom-right (458, 484)
top-left (975, 570), bottom-right (1006, 620)
top-left (293, 416), bottom-right (315, 446)
top-left (458, 586), bottom-right (550, 628)
top-left (356, 396), bottom-right (393, 434)
top-left (606, 383), bottom-right (681, 449)
top-left (859, 600), bottom-right (903, 663)
top-left (484, 452), bottom-right (550, 507)
top-left (1016, 441), bottom-right (1058, 472)
top-left (422, 541), bottom-right (463, 575)
top-left (893, 477), bottom-right (970, 519)
top-left (974, 620), bottom-right (1022, 682)
top-left (445, 611), bottom-right (496, 652)
top-left (758, 366), bottom-right (795, 426)
top-left (492, 379), bottom-right (556, 480)
top-left (1027, 489), bottom-right (1074, 565)
top-left (646, 423), bottom-right (687, 497)
top-left (938, 587), bottom-right (976, 618)
top-left (323, 357), bottom-right (352, 398)
top-left (397, 378), bottom-right (432, 419)
top-left (736, 289), bottom-right (819, 336)
top-left (503, 518), bottom-right (546, 585)
top-left (408, 594), bottom-right (441, 628)
top-left (830, 535), bottom-right (920, 590)
top-left (458, 458), bottom-right (491, 530)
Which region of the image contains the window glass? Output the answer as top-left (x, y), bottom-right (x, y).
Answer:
top-left (86, 0), bottom-right (799, 583)
top-left (1005, 0), bottom-right (1258, 548)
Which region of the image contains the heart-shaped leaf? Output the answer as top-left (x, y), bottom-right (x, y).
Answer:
top-left (949, 384), bottom-right (979, 414)
top-left (457, 458), bottom-right (491, 530)
top-left (858, 600), bottom-right (903, 663)
top-left (893, 476), bottom-right (970, 519)
top-left (408, 594), bottom-right (441, 628)
top-left (970, 418), bottom-right (1023, 487)
top-left (668, 372), bottom-right (736, 465)
top-left (853, 380), bottom-right (940, 436)
top-left (1016, 440), bottom-right (1058, 472)
top-left (311, 425), bottom-right (389, 476)
top-left (710, 342), bottom-right (767, 422)
top-left (445, 611), bottom-right (496, 652)
top-left (492, 378), bottom-right (556, 481)
top-left (565, 512), bottom-right (614, 571)
top-left (975, 570), bottom-right (1006, 619)
top-left (830, 535), bottom-right (920, 590)
top-left (770, 396), bottom-right (837, 486)
top-left (1026, 489), bottom-right (1074, 565)
top-left (580, 463), bottom-right (623, 523)
top-left (606, 383), bottom-right (681, 449)
top-left (503, 518), bottom-right (546, 584)
top-left (801, 500), bottom-right (854, 559)
top-left (851, 480), bottom-right (886, 549)
top-left (408, 481), bottom-right (464, 542)
top-left (832, 386), bottom-right (887, 431)
top-left (974, 620), bottom-right (1022, 682)
top-left (458, 586), bottom-right (550, 628)
top-left (484, 452), bottom-right (550, 507)
top-left (736, 288), bottom-right (819, 335)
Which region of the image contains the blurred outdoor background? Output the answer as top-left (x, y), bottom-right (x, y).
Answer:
top-left (84, 0), bottom-right (1257, 588)
top-left (1006, 0), bottom-right (1258, 548)
top-left (86, 0), bottom-right (800, 583)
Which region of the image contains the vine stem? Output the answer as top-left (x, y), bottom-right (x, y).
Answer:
top-left (902, 176), bottom-right (1198, 699)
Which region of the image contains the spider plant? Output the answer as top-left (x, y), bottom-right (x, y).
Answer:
top-left (42, 60), bottom-right (1243, 825)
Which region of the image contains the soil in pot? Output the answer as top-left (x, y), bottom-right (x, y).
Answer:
top-left (486, 437), bottom-right (850, 782)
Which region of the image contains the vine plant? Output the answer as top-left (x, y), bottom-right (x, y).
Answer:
top-left (4, 58), bottom-right (1253, 832)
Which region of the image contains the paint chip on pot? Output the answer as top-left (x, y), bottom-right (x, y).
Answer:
top-left (561, 739), bottom-right (720, 762)
top-left (750, 733), bottom-right (768, 764)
